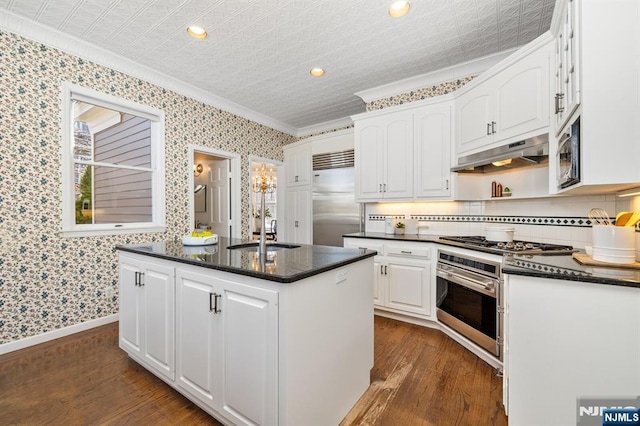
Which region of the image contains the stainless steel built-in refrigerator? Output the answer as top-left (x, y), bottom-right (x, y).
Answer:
top-left (312, 150), bottom-right (362, 247)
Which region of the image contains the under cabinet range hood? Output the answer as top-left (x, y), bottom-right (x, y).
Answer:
top-left (452, 134), bottom-right (549, 173)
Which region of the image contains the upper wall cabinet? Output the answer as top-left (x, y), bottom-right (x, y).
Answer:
top-left (354, 109), bottom-right (414, 201)
top-left (455, 34), bottom-right (552, 157)
top-left (549, 0), bottom-right (640, 194)
top-left (414, 100), bottom-right (453, 199)
top-left (552, 0), bottom-right (580, 135)
top-left (353, 97), bottom-right (455, 202)
top-left (284, 142), bottom-right (312, 187)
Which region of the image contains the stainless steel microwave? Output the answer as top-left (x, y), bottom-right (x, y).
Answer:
top-left (557, 117), bottom-right (580, 189)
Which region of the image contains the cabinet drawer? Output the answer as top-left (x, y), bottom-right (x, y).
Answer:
top-left (385, 243), bottom-right (430, 259)
top-left (343, 238), bottom-right (385, 256)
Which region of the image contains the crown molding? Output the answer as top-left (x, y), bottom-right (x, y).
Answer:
top-left (0, 10), bottom-right (298, 136)
top-left (354, 48), bottom-right (519, 104)
top-left (295, 116), bottom-right (354, 138)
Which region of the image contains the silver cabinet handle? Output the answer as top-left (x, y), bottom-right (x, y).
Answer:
top-left (487, 123), bottom-right (491, 136)
top-left (383, 183), bottom-right (386, 193)
top-left (135, 271), bottom-right (145, 286)
top-left (384, 265), bottom-right (388, 275)
top-left (380, 265), bottom-right (384, 275)
top-left (379, 184), bottom-right (382, 193)
top-left (446, 179), bottom-right (449, 190)
top-left (210, 292), bottom-right (222, 314)
top-left (400, 250), bottom-right (412, 254)
top-left (491, 121), bottom-right (496, 134)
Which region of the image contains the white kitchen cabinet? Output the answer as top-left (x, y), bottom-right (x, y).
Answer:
top-left (284, 186), bottom-right (312, 244)
top-left (549, 0), bottom-right (640, 195)
top-left (504, 274), bottom-right (640, 425)
top-left (455, 34), bottom-right (551, 157)
top-left (119, 252), bottom-right (175, 381)
top-left (354, 110), bottom-right (414, 201)
top-left (283, 142), bottom-right (312, 187)
top-left (414, 100), bottom-right (453, 199)
top-left (176, 267), bottom-right (278, 426)
top-left (552, 0), bottom-right (580, 134)
top-left (344, 238), bottom-right (432, 318)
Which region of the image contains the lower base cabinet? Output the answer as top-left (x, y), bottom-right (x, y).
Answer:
top-left (344, 238), bottom-right (433, 319)
top-left (176, 268), bottom-right (278, 426)
top-left (119, 253), bottom-right (175, 381)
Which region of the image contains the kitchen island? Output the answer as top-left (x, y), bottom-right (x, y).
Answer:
top-left (116, 239), bottom-right (376, 426)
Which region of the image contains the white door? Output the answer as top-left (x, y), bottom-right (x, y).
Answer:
top-left (218, 279), bottom-right (279, 426)
top-left (176, 268), bottom-right (219, 409)
top-left (414, 102), bottom-right (452, 198)
top-left (142, 262), bottom-right (175, 380)
top-left (354, 120), bottom-right (384, 201)
top-left (385, 259), bottom-right (431, 316)
top-left (119, 256), bottom-right (142, 356)
top-left (209, 159), bottom-right (229, 237)
top-left (383, 112), bottom-right (414, 199)
top-left (456, 84), bottom-right (493, 155)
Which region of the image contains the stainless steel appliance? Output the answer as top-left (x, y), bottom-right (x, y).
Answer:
top-left (557, 116), bottom-right (581, 189)
top-left (438, 236), bottom-right (575, 255)
top-left (312, 150), bottom-right (361, 247)
top-left (452, 134), bottom-right (549, 173)
top-left (436, 250), bottom-right (503, 360)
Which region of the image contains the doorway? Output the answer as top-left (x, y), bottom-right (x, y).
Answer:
top-left (190, 146), bottom-right (241, 238)
top-left (249, 156), bottom-right (283, 241)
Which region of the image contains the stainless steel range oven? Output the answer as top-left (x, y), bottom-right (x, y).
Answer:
top-left (436, 250), bottom-right (503, 360)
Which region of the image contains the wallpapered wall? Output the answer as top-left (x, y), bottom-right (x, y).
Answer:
top-left (0, 30), bottom-right (295, 344)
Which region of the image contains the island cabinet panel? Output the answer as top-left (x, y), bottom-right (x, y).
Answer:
top-left (118, 253), bottom-right (175, 381)
top-left (175, 267), bottom-right (278, 426)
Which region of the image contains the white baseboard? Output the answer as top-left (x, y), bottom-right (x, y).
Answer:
top-left (0, 314), bottom-right (119, 356)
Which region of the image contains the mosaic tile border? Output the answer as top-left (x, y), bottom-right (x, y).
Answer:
top-left (507, 259), bottom-right (592, 279)
top-left (369, 214), bottom-right (640, 231)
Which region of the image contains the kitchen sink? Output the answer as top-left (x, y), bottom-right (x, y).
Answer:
top-left (226, 242), bottom-right (301, 251)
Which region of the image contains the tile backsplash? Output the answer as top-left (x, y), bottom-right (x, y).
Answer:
top-left (365, 194), bottom-right (640, 251)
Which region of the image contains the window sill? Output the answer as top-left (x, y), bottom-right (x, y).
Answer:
top-left (61, 225), bottom-right (166, 238)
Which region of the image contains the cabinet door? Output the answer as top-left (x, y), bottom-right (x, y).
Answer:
top-left (218, 279), bottom-right (278, 426)
top-left (175, 269), bottom-right (220, 409)
top-left (494, 44), bottom-right (550, 142)
top-left (343, 238), bottom-right (385, 306)
top-left (456, 84), bottom-right (493, 155)
top-left (373, 260), bottom-right (384, 307)
top-left (385, 258), bottom-right (431, 317)
top-left (383, 113), bottom-right (414, 199)
top-left (354, 120), bottom-right (384, 201)
top-left (142, 262), bottom-right (175, 379)
top-left (119, 256), bottom-right (143, 356)
top-left (285, 187), bottom-right (312, 244)
top-left (414, 102), bottom-right (452, 198)
top-left (284, 144), bottom-right (312, 186)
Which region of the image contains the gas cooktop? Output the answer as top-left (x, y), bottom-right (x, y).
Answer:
top-left (438, 236), bottom-right (575, 255)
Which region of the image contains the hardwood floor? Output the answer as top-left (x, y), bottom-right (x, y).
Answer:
top-left (0, 317), bottom-right (507, 425)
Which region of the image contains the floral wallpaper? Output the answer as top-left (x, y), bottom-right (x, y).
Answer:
top-left (0, 30), bottom-right (295, 344)
top-left (365, 76), bottom-right (475, 111)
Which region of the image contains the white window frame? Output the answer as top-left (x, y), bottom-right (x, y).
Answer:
top-left (61, 82), bottom-right (166, 237)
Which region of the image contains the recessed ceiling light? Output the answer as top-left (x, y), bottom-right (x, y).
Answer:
top-left (187, 25), bottom-right (207, 39)
top-left (389, 1), bottom-right (410, 18)
top-left (310, 68), bottom-right (325, 77)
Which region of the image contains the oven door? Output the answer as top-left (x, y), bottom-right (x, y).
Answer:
top-left (436, 265), bottom-right (499, 358)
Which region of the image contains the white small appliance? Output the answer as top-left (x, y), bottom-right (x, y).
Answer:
top-left (385, 217), bottom-right (396, 234)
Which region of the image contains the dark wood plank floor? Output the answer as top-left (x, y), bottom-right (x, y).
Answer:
top-left (0, 316), bottom-right (507, 425)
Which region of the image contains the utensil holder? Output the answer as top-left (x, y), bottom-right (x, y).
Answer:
top-left (592, 225), bottom-right (636, 264)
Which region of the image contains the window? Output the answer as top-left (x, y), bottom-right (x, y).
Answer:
top-left (61, 83), bottom-right (165, 236)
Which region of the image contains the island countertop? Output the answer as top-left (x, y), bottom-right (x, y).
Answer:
top-left (116, 238), bottom-right (376, 283)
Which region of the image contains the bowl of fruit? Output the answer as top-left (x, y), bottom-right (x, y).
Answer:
top-left (182, 230), bottom-right (218, 246)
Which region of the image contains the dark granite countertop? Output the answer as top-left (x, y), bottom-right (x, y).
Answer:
top-left (116, 237), bottom-right (376, 284)
top-left (344, 232), bottom-right (640, 288)
top-left (502, 252), bottom-right (640, 288)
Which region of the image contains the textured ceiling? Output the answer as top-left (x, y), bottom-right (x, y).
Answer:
top-left (0, 0), bottom-right (554, 131)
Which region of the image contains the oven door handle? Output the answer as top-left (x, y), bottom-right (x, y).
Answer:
top-left (437, 267), bottom-right (496, 297)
